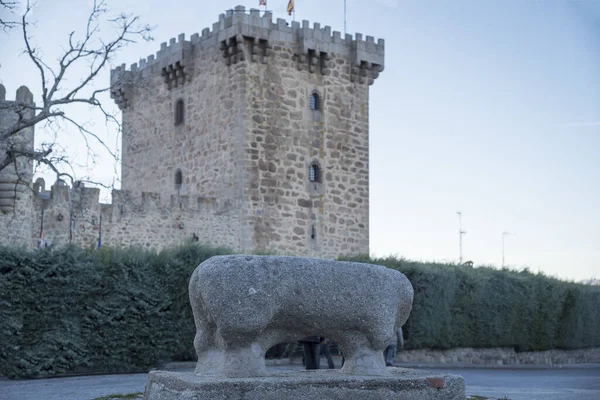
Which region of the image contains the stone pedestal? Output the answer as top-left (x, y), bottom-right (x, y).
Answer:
top-left (144, 368), bottom-right (465, 400)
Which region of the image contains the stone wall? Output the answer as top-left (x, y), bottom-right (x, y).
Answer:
top-left (396, 347), bottom-right (600, 366)
top-left (243, 41), bottom-right (370, 258)
top-left (26, 182), bottom-right (239, 250)
top-left (115, 34), bottom-right (247, 251)
top-left (0, 85), bottom-right (35, 247)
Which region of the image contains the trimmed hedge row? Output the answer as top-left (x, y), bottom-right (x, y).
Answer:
top-left (1, 245), bottom-right (599, 378)
top-left (342, 255), bottom-right (600, 352)
top-left (0, 244), bottom-right (230, 379)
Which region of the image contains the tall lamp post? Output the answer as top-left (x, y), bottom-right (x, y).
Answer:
top-left (502, 231), bottom-right (511, 267)
top-left (457, 211), bottom-right (466, 264)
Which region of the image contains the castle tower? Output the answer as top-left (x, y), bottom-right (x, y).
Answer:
top-left (110, 6), bottom-right (384, 258)
top-left (0, 84), bottom-right (35, 246)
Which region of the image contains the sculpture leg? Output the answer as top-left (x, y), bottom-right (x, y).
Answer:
top-left (337, 332), bottom-right (388, 376)
top-left (190, 301), bottom-right (220, 374)
top-left (219, 342), bottom-right (267, 377)
top-left (193, 323), bottom-right (223, 375)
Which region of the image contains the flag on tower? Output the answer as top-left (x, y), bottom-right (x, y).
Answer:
top-left (287, 0), bottom-right (294, 15)
top-left (259, 0), bottom-right (266, 5)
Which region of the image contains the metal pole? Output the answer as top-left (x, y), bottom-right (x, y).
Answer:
top-left (502, 231), bottom-right (510, 267)
top-left (459, 214), bottom-right (462, 264)
top-left (68, 187), bottom-right (73, 243)
top-left (457, 212), bottom-right (465, 264)
top-left (502, 233), bottom-right (505, 267)
top-left (344, 0), bottom-right (347, 35)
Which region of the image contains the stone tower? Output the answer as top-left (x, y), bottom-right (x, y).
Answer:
top-left (0, 84), bottom-right (35, 246)
top-left (110, 6), bottom-right (384, 258)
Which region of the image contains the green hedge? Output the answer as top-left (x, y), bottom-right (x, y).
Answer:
top-left (1, 245), bottom-right (599, 379)
top-left (341, 255), bottom-right (600, 352)
top-left (0, 244), bottom-right (230, 379)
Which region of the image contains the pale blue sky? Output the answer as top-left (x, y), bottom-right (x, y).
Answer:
top-left (1, 0), bottom-right (598, 281)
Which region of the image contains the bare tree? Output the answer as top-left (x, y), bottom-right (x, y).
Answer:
top-left (0, 0), bottom-right (152, 187)
top-left (0, 0), bottom-right (18, 31)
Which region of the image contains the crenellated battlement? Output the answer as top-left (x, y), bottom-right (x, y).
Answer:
top-left (110, 5), bottom-right (385, 107)
top-left (34, 181), bottom-right (233, 219)
top-left (18, 179), bottom-right (241, 249)
top-left (0, 84), bottom-right (36, 133)
top-left (0, 84), bottom-right (35, 105)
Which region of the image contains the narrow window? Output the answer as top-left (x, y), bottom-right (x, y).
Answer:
top-left (175, 169), bottom-right (183, 192)
top-left (309, 92), bottom-right (320, 110)
top-left (309, 164), bottom-right (320, 183)
top-left (175, 99), bottom-right (184, 126)
top-left (311, 225), bottom-right (316, 240)
top-left (33, 178), bottom-right (45, 193)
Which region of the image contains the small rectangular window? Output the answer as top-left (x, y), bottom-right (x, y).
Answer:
top-left (309, 164), bottom-right (320, 183)
top-left (175, 99), bottom-right (184, 126)
top-left (310, 92), bottom-right (320, 110)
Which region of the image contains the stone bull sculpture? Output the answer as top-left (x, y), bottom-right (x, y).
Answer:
top-left (189, 255), bottom-right (414, 377)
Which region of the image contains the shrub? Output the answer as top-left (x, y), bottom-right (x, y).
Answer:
top-left (0, 243), bottom-right (230, 379)
top-left (1, 247), bottom-right (598, 379)
top-left (340, 255), bottom-right (600, 352)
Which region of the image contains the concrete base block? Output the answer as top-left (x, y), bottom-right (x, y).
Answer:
top-left (144, 368), bottom-right (465, 400)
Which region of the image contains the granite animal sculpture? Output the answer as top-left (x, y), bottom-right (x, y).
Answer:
top-left (189, 255), bottom-right (414, 377)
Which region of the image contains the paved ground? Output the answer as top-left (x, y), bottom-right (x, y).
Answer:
top-left (1, 362), bottom-right (599, 400)
top-left (0, 373), bottom-right (149, 400)
top-left (423, 366), bottom-right (600, 400)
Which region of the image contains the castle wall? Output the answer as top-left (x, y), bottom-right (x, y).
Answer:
top-left (117, 32), bottom-right (249, 251)
top-left (0, 190), bottom-right (34, 248)
top-left (30, 184), bottom-right (239, 250)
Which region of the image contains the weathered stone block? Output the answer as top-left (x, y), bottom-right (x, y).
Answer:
top-left (144, 369), bottom-right (465, 400)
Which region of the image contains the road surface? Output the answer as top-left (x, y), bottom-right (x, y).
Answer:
top-left (1, 363), bottom-right (598, 400)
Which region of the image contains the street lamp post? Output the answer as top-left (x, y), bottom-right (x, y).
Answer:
top-left (502, 231), bottom-right (510, 267)
top-left (457, 212), bottom-right (466, 264)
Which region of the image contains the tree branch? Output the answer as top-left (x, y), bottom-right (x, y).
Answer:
top-left (21, 5), bottom-right (48, 105)
top-left (0, 0), bottom-right (19, 31)
top-left (1, 0), bottom-right (152, 187)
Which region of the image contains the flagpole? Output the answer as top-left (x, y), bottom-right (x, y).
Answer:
top-left (344, 0), bottom-right (347, 35)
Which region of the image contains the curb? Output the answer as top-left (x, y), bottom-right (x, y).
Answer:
top-left (396, 362), bottom-right (600, 370)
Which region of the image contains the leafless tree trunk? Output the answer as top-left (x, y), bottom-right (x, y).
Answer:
top-left (0, 0), bottom-right (152, 188)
